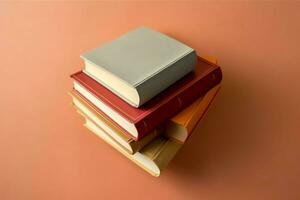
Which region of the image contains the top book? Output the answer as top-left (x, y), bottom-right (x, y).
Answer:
top-left (81, 27), bottom-right (197, 107)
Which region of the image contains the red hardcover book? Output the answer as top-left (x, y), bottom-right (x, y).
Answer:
top-left (71, 57), bottom-right (222, 141)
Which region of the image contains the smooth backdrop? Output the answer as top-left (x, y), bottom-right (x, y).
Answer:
top-left (1, 2), bottom-right (300, 200)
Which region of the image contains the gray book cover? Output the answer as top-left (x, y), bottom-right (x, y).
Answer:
top-left (81, 27), bottom-right (197, 107)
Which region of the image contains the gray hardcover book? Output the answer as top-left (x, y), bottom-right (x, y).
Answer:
top-left (81, 27), bottom-right (197, 107)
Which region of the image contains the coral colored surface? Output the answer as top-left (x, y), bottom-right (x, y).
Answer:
top-left (1, 2), bottom-right (300, 200)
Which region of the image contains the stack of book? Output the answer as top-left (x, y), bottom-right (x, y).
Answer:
top-left (69, 27), bottom-right (222, 176)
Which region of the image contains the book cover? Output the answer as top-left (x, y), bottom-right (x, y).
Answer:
top-left (71, 56), bottom-right (222, 141)
top-left (81, 27), bottom-right (197, 107)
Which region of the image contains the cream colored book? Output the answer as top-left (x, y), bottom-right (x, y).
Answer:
top-left (84, 117), bottom-right (182, 177)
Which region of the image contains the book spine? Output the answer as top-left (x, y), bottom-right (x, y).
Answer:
top-left (134, 67), bottom-right (222, 140)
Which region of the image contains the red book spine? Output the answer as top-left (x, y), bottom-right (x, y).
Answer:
top-left (134, 67), bottom-right (222, 140)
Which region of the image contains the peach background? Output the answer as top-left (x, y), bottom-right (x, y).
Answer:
top-left (1, 1), bottom-right (300, 200)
